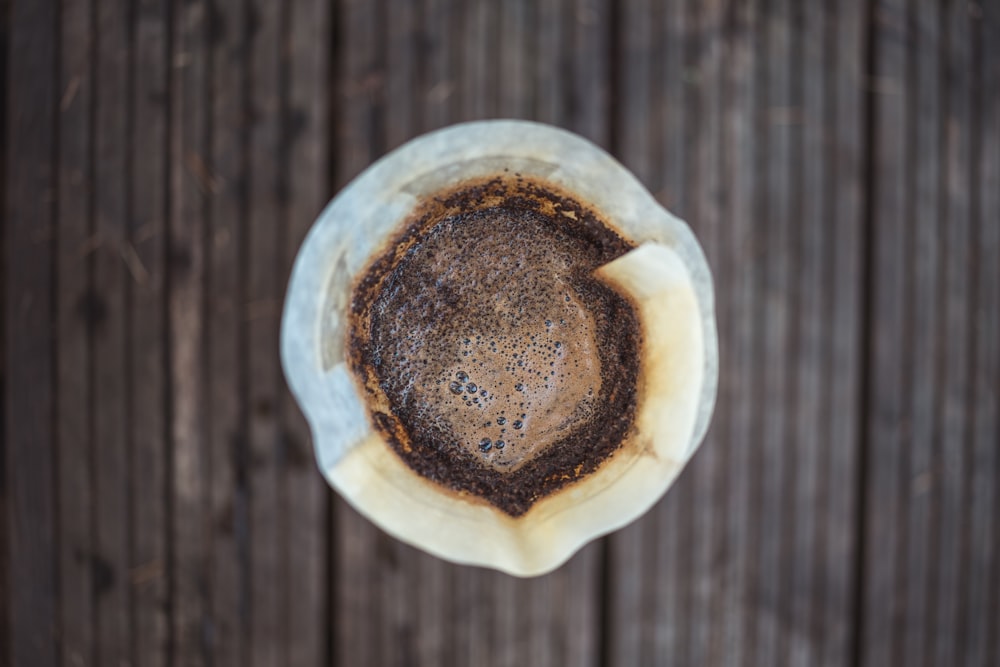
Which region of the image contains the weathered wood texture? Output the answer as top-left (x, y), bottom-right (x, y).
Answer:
top-left (609, 1), bottom-right (865, 665)
top-left (4, 1), bottom-right (999, 666)
top-left (4, 0), bottom-right (330, 665)
top-left (862, 2), bottom-right (1000, 667)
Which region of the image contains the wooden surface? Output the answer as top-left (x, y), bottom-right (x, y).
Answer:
top-left (3, 1), bottom-right (998, 665)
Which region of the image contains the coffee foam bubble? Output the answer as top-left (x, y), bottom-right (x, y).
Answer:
top-left (371, 204), bottom-right (613, 472)
top-left (349, 176), bottom-right (641, 515)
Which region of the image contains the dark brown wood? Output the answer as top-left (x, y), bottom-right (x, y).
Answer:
top-left (568, 0), bottom-right (609, 145)
top-left (499, 0), bottom-right (531, 120)
top-left (92, 0), bottom-right (132, 663)
top-left (787, 1), bottom-right (826, 662)
top-left (862, 1), bottom-right (911, 665)
top-left (169, 0), bottom-right (208, 664)
top-left (755, 1), bottom-right (795, 662)
top-left (385, 0), bottom-right (417, 151)
top-left (458, 0), bottom-right (495, 121)
top-left (206, 0), bottom-right (246, 662)
top-left (862, 1), bottom-right (998, 665)
top-left (930, 5), bottom-right (972, 665)
top-left (130, 0), bottom-right (169, 664)
top-left (967, 8), bottom-right (1000, 667)
top-left (55, 0), bottom-right (95, 664)
top-left (5, 0), bottom-right (58, 664)
top-left (608, 2), bottom-right (867, 666)
top-left (421, 0), bottom-right (456, 133)
top-left (6, 1), bottom-right (1000, 664)
top-left (717, 0), bottom-right (757, 661)
top-left (824, 2), bottom-right (865, 664)
top-left (534, 0), bottom-right (565, 125)
top-left (897, 2), bottom-right (940, 663)
top-left (282, 1), bottom-right (331, 664)
top-left (246, 0), bottom-right (284, 662)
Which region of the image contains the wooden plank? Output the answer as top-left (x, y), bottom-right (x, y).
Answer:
top-left (788, 1), bottom-right (824, 663)
top-left (966, 9), bottom-right (1000, 665)
top-left (499, 0), bottom-right (531, 120)
top-left (206, 0), bottom-right (247, 661)
top-left (246, 0), bottom-right (284, 661)
top-left (283, 1), bottom-right (331, 664)
top-left (458, 0), bottom-right (495, 121)
top-left (962, 5), bottom-right (1000, 664)
top-left (656, 0), bottom-right (688, 212)
top-left (333, 0), bottom-right (381, 664)
top-left (55, 0), bottom-right (95, 663)
top-left (5, 0), bottom-right (59, 663)
top-left (568, 0), bottom-right (609, 144)
top-left (901, 1), bottom-right (939, 664)
top-left (604, 1), bottom-right (865, 665)
top-left (822, 1), bottom-right (864, 663)
top-left (169, 0), bottom-right (208, 663)
top-left (130, 0), bottom-right (169, 664)
top-left (966, 9), bottom-right (1000, 667)
top-left (861, 0), bottom-right (911, 663)
top-left (754, 1), bottom-right (795, 662)
top-left (385, 0), bottom-right (417, 150)
top-left (534, 0), bottom-right (565, 125)
top-left (92, 1), bottom-right (132, 663)
top-left (421, 0), bottom-right (456, 133)
top-left (717, 0), bottom-right (758, 664)
top-left (930, 3), bottom-right (973, 665)
top-left (861, 1), bottom-right (1000, 664)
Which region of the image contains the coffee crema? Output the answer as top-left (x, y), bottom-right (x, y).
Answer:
top-left (347, 175), bottom-right (642, 516)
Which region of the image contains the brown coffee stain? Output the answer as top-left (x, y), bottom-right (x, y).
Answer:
top-left (346, 174), bottom-right (642, 516)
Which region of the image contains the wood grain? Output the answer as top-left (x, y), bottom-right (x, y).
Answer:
top-left (930, 6), bottom-right (972, 665)
top-left (130, 0), bottom-right (169, 664)
top-left (92, 0), bottom-right (132, 662)
top-left (718, 1), bottom-right (758, 664)
top-left (5, 0), bottom-right (58, 663)
top-left (169, 0), bottom-right (209, 664)
top-left (607, 2), bottom-right (867, 666)
top-left (968, 9), bottom-right (1000, 667)
top-left (862, 0), bottom-right (911, 663)
top-left (824, 3), bottom-right (865, 665)
top-left (206, 0), bottom-right (247, 661)
top-left (862, 2), bottom-right (1000, 665)
top-left (4, 2), bottom-right (1000, 665)
top-left (246, 0), bottom-right (284, 662)
top-left (55, 0), bottom-right (95, 664)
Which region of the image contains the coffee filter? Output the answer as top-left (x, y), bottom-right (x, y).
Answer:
top-left (281, 120), bottom-right (718, 576)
